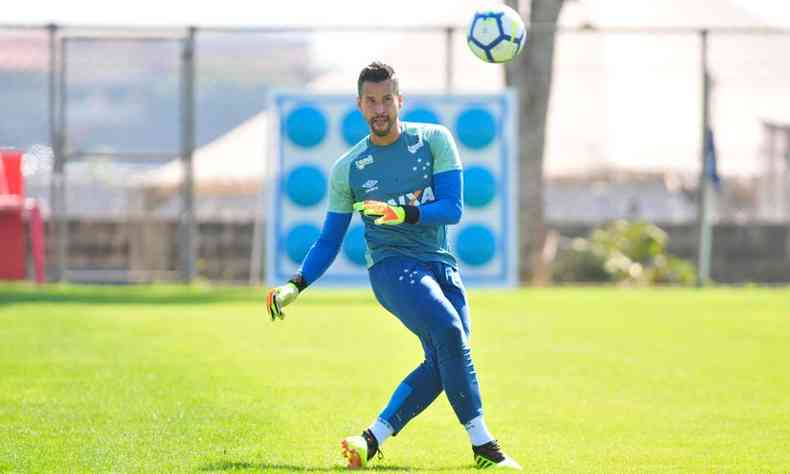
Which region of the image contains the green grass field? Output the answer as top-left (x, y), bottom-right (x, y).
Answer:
top-left (1, 284), bottom-right (789, 473)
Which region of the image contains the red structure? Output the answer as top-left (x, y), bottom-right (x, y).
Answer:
top-left (0, 149), bottom-right (46, 283)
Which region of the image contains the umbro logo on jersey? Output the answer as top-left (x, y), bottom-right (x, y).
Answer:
top-left (407, 133), bottom-right (424, 154)
top-left (362, 180), bottom-right (379, 194)
top-left (356, 155), bottom-right (374, 170)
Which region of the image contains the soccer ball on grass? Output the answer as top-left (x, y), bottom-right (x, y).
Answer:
top-left (466, 4), bottom-right (527, 64)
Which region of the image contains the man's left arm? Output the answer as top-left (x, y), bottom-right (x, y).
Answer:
top-left (353, 169), bottom-right (461, 225)
top-left (413, 169), bottom-right (462, 225)
top-left (414, 124), bottom-right (463, 224)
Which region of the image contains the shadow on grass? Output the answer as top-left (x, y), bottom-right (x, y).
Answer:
top-left (199, 460), bottom-right (469, 472)
top-left (0, 288), bottom-right (245, 306)
top-left (0, 284), bottom-right (377, 307)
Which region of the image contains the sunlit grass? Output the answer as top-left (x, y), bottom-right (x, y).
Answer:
top-left (1, 284), bottom-right (789, 472)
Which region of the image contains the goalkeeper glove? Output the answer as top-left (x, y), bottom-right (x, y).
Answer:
top-left (353, 200), bottom-right (418, 225)
top-left (266, 282), bottom-right (299, 321)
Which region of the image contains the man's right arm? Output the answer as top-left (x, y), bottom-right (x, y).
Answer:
top-left (291, 211), bottom-right (352, 289)
top-left (267, 157), bottom-right (355, 320)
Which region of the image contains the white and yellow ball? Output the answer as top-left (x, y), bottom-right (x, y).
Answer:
top-left (467, 4), bottom-right (527, 64)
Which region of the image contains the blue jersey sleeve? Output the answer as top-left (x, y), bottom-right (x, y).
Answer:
top-left (297, 211), bottom-right (352, 285)
top-left (416, 169), bottom-right (463, 225)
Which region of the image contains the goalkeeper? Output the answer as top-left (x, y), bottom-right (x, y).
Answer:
top-left (267, 61), bottom-right (521, 470)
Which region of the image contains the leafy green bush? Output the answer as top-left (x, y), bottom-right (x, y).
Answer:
top-left (553, 220), bottom-right (696, 285)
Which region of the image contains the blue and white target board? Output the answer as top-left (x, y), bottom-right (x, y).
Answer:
top-left (266, 92), bottom-right (518, 287)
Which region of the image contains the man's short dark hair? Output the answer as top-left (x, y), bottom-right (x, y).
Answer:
top-left (357, 61), bottom-right (400, 97)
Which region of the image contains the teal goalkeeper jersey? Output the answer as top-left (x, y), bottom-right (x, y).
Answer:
top-left (327, 122), bottom-right (463, 268)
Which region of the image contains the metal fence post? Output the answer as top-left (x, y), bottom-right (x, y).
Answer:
top-left (444, 26), bottom-right (454, 92)
top-left (47, 23), bottom-right (60, 281)
top-left (180, 26), bottom-right (197, 283)
top-left (51, 32), bottom-right (68, 282)
top-left (696, 29), bottom-right (712, 287)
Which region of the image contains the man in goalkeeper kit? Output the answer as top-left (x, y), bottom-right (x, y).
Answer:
top-left (266, 61), bottom-right (521, 470)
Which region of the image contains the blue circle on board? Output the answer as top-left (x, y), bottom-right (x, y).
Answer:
top-left (455, 107), bottom-right (497, 149)
top-left (285, 223), bottom-right (321, 264)
top-left (463, 166), bottom-right (497, 208)
top-left (342, 225), bottom-right (367, 266)
top-left (285, 165), bottom-right (326, 207)
top-left (341, 108), bottom-right (369, 146)
top-left (403, 107), bottom-right (441, 125)
top-left (456, 225), bottom-right (497, 266)
top-left (285, 104), bottom-right (327, 148)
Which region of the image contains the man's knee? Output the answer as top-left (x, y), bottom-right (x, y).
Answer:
top-left (429, 315), bottom-right (468, 356)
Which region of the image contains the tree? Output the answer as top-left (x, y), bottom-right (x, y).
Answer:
top-left (505, 0), bottom-right (566, 284)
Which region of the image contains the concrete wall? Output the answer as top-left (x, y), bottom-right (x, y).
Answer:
top-left (42, 220), bottom-right (789, 284)
top-left (44, 219), bottom-right (254, 283)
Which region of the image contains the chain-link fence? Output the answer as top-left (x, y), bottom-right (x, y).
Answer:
top-left (1, 24), bottom-right (789, 284)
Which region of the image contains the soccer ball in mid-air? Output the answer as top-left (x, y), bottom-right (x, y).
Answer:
top-left (466, 4), bottom-right (527, 64)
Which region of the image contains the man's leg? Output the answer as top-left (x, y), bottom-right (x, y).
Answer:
top-left (342, 256), bottom-right (521, 469)
top-left (375, 338), bottom-right (442, 436)
top-left (431, 262), bottom-right (522, 470)
top-left (371, 257), bottom-right (483, 431)
top-left (367, 258), bottom-right (444, 437)
top-left (414, 267), bottom-right (482, 428)
top-left (341, 257), bottom-right (444, 468)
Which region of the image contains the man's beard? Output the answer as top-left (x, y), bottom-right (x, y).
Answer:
top-left (370, 116), bottom-right (393, 137)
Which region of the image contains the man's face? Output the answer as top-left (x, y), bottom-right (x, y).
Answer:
top-left (358, 79), bottom-right (403, 138)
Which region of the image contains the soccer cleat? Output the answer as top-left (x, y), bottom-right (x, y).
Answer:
top-left (473, 440), bottom-right (522, 470)
top-left (341, 429), bottom-right (379, 469)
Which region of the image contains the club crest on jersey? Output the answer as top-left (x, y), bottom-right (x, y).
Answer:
top-left (407, 132), bottom-right (424, 154)
top-left (387, 186), bottom-right (435, 206)
top-left (355, 155), bottom-right (374, 170)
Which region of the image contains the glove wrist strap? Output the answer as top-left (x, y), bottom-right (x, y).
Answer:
top-left (402, 205), bottom-right (420, 224)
